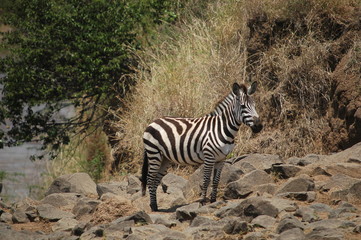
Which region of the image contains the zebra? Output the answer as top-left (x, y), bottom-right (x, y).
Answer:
top-left (141, 81), bottom-right (263, 211)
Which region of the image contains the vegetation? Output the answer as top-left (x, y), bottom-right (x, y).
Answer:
top-left (113, 0), bottom-right (361, 173)
top-left (0, 0), bottom-right (181, 155)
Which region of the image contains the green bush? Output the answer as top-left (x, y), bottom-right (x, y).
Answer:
top-left (0, 0), bottom-right (181, 154)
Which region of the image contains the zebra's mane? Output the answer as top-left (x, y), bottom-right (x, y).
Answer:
top-left (207, 84), bottom-right (248, 117)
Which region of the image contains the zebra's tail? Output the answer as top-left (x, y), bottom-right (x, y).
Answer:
top-left (141, 150), bottom-right (148, 196)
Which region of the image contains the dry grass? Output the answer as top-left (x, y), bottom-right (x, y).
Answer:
top-left (112, 0), bottom-right (361, 174)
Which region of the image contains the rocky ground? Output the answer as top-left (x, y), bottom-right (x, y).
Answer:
top-left (1, 143), bottom-right (361, 240)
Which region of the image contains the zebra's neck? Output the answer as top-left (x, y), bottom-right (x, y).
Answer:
top-left (208, 92), bottom-right (236, 117)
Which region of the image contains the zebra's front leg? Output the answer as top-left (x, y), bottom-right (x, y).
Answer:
top-left (210, 161), bottom-right (224, 203)
top-left (200, 158), bottom-right (215, 205)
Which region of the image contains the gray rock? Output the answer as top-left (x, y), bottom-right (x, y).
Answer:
top-left (127, 175), bottom-right (142, 195)
top-left (105, 219), bottom-right (134, 237)
top-left (329, 202), bottom-right (358, 218)
top-left (96, 181), bottom-right (127, 196)
top-left (184, 225), bottom-right (226, 239)
top-left (277, 228), bottom-right (305, 240)
top-left (161, 173), bottom-right (189, 193)
top-left (37, 203), bottom-right (75, 221)
top-left (72, 198), bottom-right (100, 218)
top-left (286, 157), bottom-right (312, 166)
top-left (321, 174), bottom-right (358, 193)
top-left (51, 217), bottom-right (79, 232)
top-left (149, 213), bottom-right (179, 228)
top-left (251, 215), bottom-right (277, 229)
top-left (309, 203), bottom-right (333, 213)
top-left (222, 217), bottom-right (248, 234)
top-left (128, 224), bottom-right (187, 240)
top-left (0, 227), bottom-right (43, 240)
top-left (277, 177), bottom-right (315, 194)
top-left (271, 164), bottom-right (302, 179)
top-left (231, 154), bottom-right (283, 171)
top-left (72, 222), bottom-right (88, 236)
top-left (115, 211), bottom-right (152, 225)
top-left (276, 217), bottom-right (304, 234)
top-left (41, 193), bottom-right (82, 209)
top-left (45, 173), bottom-right (98, 196)
top-left (306, 228), bottom-right (344, 240)
top-left (176, 202), bottom-right (201, 222)
top-left (267, 198), bottom-right (298, 213)
top-left (278, 191), bottom-right (316, 202)
top-left (254, 183), bottom-right (278, 195)
top-left (190, 216), bottom-right (215, 227)
top-left (347, 180), bottom-right (361, 202)
top-left (215, 197), bottom-right (279, 221)
top-left (326, 163), bottom-right (361, 178)
top-left (224, 170), bottom-right (273, 199)
top-left (0, 212), bottom-right (13, 224)
top-left (295, 206), bottom-right (318, 222)
top-left (306, 219), bottom-right (345, 230)
top-left (243, 231), bottom-right (266, 240)
top-left (12, 210), bottom-right (30, 223)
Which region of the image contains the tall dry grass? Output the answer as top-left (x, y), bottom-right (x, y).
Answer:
top-left (113, 0), bottom-right (361, 173)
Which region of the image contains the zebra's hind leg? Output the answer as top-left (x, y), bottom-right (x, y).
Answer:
top-left (200, 158), bottom-right (215, 205)
top-left (210, 161), bottom-right (224, 203)
top-left (147, 155), bottom-right (171, 211)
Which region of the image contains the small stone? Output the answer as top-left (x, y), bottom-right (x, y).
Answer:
top-left (12, 210), bottom-right (30, 223)
top-left (271, 164), bottom-right (302, 179)
top-left (176, 203), bottom-right (200, 222)
top-left (251, 215), bottom-right (277, 229)
top-left (276, 217), bottom-right (304, 234)
top-left (277, 228), bottom-right (305, 240)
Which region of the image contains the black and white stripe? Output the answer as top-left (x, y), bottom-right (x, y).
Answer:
top-left (141, 82), bottom-right (263, 211)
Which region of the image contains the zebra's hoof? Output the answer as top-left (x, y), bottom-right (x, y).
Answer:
top-left (150, 203), bottom-right (158, 212)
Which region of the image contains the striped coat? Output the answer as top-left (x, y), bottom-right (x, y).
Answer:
top-left (142, 82), bottom-right (263, 211)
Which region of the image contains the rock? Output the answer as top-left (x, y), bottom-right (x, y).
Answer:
top-left (277, 228), bottom-right (305, 240)
top-left (37, 203), bottom-right (75, 221)
top-left (45, 173), bottom-right (98, 196)
top-left (306, 228), bottom-right (344, 240)
top-left (286, 157), bottom-right (312, 166)
top-left (128, 224), bottom-right (187, 240)
top-left (277, 176), bottom-right (315, 194)
top-left (158, 187), bottom-right (188, 210)
top-left (104, 220), bottom-right (134, 238)
top-left (72, 222), bottom-right (88, 236)
top-left (224, 170), bottom-right (273, 199)
top-left (150, 213), bottom-right (179, 228)
top-left (251, 215), bottom-right (277, 229)
top-left (176, 202), bottom-right (201, 222)
top-left (278, 191), bottom-right (316, 202)
top-left (115, 211), bottom-right (152, 225)
top-left (72, 198), bottom-right (100, 219)
top-left (12, 210), bottom-right (30, 223)
top-left (306, 219), bottom-right (346, 231)
top-left (254, 183), bottom-right (278, 195)
top-left (0, 226), bottom-right (43, 240)
top-left (276, 217), bottom-right (304, 234)
top-left (271, 164), bottom-right (302, 179)
top-left (190, 216), bottom-right (215, 227)
top-left (96, 181), bottom-right (127, 197)
top-left (51, 217), bottom-right (79, 232)
top-left (329, 202), bottom-right (358, 218)
top-left (127, 175), bottom-right (142, 195)
top-left (267, 198), bottom-right (298, 213)
top-left (222, 217), bottom-right (248, 234)
top-left (0, 212), bottom-right (13, 224)
top-left (347, 181), bottom-right (361, 202)
top-left (231, 154), bottom-right (283, 171)
top-left (184, 225), bottom-right (226, 239)
top-left (326, 163), bottom-right (361, 178)
top-left (161, 173), bottom-right (189, 193)
top-left (215, 197), bottom-right (279, 221)
top-left (41, 193), bottom-right (82, 209)
top-left (295, 206), bottom-right (319, 222)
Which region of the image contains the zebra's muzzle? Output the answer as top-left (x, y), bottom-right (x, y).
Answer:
top-left (251, 118), bottom-right (263, 133)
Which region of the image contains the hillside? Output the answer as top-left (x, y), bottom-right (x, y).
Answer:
top-left (112, 0), bottom-right (361, 173)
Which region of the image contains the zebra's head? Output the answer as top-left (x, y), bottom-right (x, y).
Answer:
top-left (232, 82), bottom-right (263, 133)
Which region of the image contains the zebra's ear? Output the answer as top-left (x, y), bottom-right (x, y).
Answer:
top-left (232, 83), bottom-right (240, 96)
top-left (247, 81), bottom-right (258, 95)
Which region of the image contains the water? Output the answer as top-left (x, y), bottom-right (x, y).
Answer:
top-left (0, 142), bottom-right (47, 202)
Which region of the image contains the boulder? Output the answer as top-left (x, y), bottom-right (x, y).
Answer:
top-left (72, 198), bottom-right (101, 219)
top-left (161, 173), bottom-right (189, 193)
top-left (127, 175), bottom-right (142, 195)
top-left (224, 170), bottom-right (274, 199)
top-left (0, 212), bottom-right (12, 224)
top-left (277, 228), bottom-right (305, 240)
top-left (176, 202), bottom-right (201, 222)
top-left (51, 217), bottom-right (79, 232)
top-left (251, 215), bottom-right (277, 229)
top-left (295, 206), bottom-right (319, 222)
top-left (215, 197), bottom-right (279, 222)
top-left (41, 193), bottom-right (82, 209)
top-left (276, 217), bottom-right (304, 234)
top-left (128, 224), bottom-right (187, 240)
top-left (96, 181), bottom-right (128, 197)
top-left (271, 164), bottom-right (302, 179)
top-left (231, 154), bottom-right (283, 171)
top-left (37, 203), bottom-right (75, 221)
top-left (306, 228), bottom-right (344, 240)
top-left (45, 173), bottom-right (98, 196)
top-left (149, 213), bottom-right (179, 228)
top-left (12, 210), bottom-right (30, 223)
top-left (277, 176), bottom-right (315, 194)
